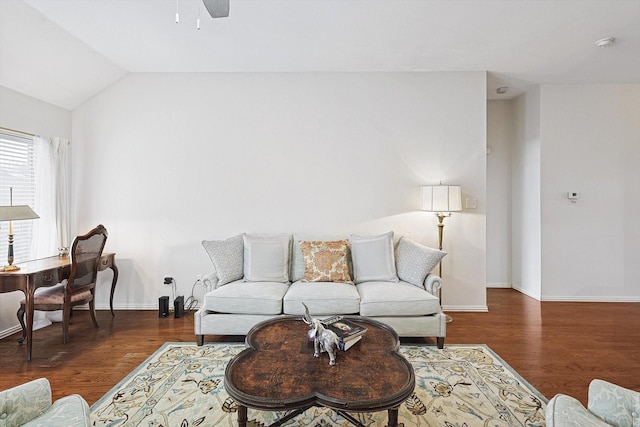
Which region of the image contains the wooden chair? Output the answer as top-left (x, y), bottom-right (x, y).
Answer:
top-left (17, 224), bottom-right (108, 344)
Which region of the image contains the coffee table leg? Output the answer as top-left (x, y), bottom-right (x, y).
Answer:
top-left (237, 405), bottom-right (247, 427)
top-left (387, 407), bottom-right (399, 427)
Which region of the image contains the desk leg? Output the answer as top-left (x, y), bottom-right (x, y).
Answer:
top-left (25, 288), bottom-right (34, 362)
top-left (109, 263), bottom-right (119, 316)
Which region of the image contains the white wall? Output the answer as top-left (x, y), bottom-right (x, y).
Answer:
top-left (72, 72), bottom-right (488, 312)
top-left (539, 84), bottom-right (640, 301)
top-left (0, 85), bottom-right (71, 337)
top-left (510, 83), bottom-right (640, 302)
top-left (0, 86), bottom-right (71, 138)
top-left (486, 100), bottom-right (512, 288)
top-left (3, 76), bottom-right (637, 341)
top-left (511, 87), bottom-right (542, 299)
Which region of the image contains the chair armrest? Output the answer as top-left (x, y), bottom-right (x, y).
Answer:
top-left (588, 379), bottom-right (640, 427)
top-left (202, 272), bottom-right (219, 291)
top-left (22, 395), bottom-right (90, 427)
top-left (424, 274), bottom-right (442, 297)
top-left (546, 394), bottom-right (612, 427)
top-left (0, 378), bottom-right (52, 426)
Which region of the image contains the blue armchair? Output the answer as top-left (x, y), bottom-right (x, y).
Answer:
top-left (0, 378), bottom-right (90, 427)
top-left (546, 379), bottom-right (640, 427)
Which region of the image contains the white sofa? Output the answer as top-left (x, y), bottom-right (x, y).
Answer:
top-left (194, 231), bottom-right (447, 348)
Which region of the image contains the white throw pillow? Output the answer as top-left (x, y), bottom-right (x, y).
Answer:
top-left (243, 233), bottom-right (291, 282)
top-left (202, 235), bottom-right (244, 286)
top-left (395, 236), bottom-right (446, 288)
top-left (349, 231), bottom-right (399, 284)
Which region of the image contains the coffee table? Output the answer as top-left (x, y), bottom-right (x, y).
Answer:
top-left (224, 316), bottom-right (415, 427)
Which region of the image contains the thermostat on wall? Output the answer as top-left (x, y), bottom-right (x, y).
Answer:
top-left (567, 192), bottom-right (580, 200)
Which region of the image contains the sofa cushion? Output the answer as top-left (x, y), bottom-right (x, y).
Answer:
top-left (395, 237), bottom-right (446, 288)
top-left (203, 280), bottom-right (289, 315)
top-left (243, 233), bottom-right (291, 282)
top-left (202, 235), bottom-right (244, 286)
top-left (283, 281), bottom-right (360, 315)
top-left (299, 240), bottom-right (353, 284)
top-left (350, 231), bottom-right (399, 284)
top-left (357, 281), bottom-right (441, 316)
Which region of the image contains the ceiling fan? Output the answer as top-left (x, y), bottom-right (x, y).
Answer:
top-left (202, 0), bottom-right (229, 18)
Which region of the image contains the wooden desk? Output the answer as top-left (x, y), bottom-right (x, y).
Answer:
top-left (0, 253), bottom-right (118, 361)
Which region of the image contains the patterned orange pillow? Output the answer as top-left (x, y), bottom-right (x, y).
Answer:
top-left (299, 240), bottom-right (353, 284)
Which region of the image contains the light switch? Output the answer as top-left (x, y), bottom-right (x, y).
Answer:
top-left (465, 198), bottom-right (477, 209)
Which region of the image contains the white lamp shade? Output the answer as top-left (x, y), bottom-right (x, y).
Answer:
top-left (421, 185), bottom-right (462, 213)
top-left (0, 205), bottom-right (40, 221)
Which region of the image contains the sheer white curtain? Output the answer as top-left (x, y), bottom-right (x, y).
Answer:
top-left (30, 136), bottom-right (71, 327)
top-left (31, 136), bottom-right (71, 258)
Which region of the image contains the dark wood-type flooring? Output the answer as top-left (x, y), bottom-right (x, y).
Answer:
top-left (1, 289), bottom-right (638, 408)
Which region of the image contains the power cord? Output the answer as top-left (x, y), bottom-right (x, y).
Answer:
top-left (184, 278), bottom-right (207, 311)
top-left (164, 276), bottom-right (208, 312)
top-left (163, 276), bottom-right (177, 303)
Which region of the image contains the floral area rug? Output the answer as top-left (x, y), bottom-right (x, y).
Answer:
top-left (91, 343), bottom-right (547, 427)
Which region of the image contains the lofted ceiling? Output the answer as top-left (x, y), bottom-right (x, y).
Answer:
top-left (1, 0), bottom-right (639, 110)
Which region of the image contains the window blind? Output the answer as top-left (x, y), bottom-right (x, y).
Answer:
top-left (0, 130), bottom-right (36, 265)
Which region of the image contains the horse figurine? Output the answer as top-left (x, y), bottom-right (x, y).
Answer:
top-left (301, 302), bottom-right (340, 366)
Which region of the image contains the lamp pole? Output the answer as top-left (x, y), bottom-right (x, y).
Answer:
top-left (4, 188), bottom-right (17, 271)
top-left (436, 212), bottom-right (446, 277)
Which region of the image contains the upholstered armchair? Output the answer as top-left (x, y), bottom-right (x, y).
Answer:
top-left (546, 379), bottom-right (640, 427)
top-left (0, 378), bottom-right (90, 427)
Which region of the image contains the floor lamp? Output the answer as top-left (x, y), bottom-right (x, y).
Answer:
top-left (0, 187), bottom-right (40, 272)
top-left (421, 184), bottom-right (462, 323)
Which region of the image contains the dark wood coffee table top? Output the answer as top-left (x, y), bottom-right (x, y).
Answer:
top-left (224, 316), bottom-right (415, 417)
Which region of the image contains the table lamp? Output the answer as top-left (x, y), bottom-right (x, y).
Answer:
top-left (0, 188), bottom-right (39, 272)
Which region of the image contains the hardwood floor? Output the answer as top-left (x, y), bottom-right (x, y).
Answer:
top-left (1, 289), bottom-right (638, 408)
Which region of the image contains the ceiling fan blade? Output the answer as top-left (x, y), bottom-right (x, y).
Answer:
top-left (202, 0), bottom-right (230, 18)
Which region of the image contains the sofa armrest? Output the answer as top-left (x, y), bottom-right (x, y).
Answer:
top-left (546, 394), bottom-right (612, 427)
top-left (588, 379), bottom-right (640, 427)
top-left (22, 394), bottom-right (90, 427)
top-left (202, 271), bottom-right (220, 291)
top-left (0, 378), bottom-right (52, 427)
top-left (424, 274), bottom-right (442, 297)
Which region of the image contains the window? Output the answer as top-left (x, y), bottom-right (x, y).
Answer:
top-left (0, 130), bottom-right (36, 265)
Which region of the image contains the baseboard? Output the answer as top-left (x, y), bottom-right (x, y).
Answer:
top-left (92, 303), bottom-right (167, 311)
top-left (0, 325), bottom-right (22, 340)
top-left (443, 305), bottom-right (489, 312)
top-left (512, 286), bottom-right (541, 301)
top-left (512, 287), bottom-right (640, 302)
top-left (0, 318), bottom-right (53, 340)
top-left (540, 295), bottom-right (640, 302)
top-left (486, 282), bottom-right (512, 289)
top-left (92, 302), bottom-right (203, 311)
